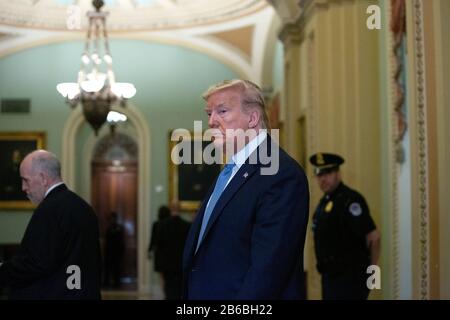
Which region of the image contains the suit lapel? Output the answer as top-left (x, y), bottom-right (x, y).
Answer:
top-left (185, 184), bottom-right (214, 264)
top-left (195, 162), bottom-right (259, 252)
top-left (188, 135), bottom-right (274, 256)
top-left (204, 135), bottom-right (273, 232)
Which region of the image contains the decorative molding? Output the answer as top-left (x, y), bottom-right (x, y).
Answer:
top-left (267, 0), bottom-right (303, 25)
top-left (93, 132), bottom-right (138, 162)
top-left (412, 0), bottom-right (430, 300)
top-left (391, 0), bottom-right (408, 164)
top-left (0, 0), bottom-right (267, 32)
top-left (0, 5), bottom-right (279, 83)
top-left (299, 0), bottom-right (315, 11)
top-left (278, 0), bottom-right (328, 48)
top-left (0, 4), bottom-right (280, 88)
top-left (279, 21), bottom-right (303, 48)
top-left (0, 33), bottom-right (253, 81)
top-left (388, 0), bottom-right (402, 299)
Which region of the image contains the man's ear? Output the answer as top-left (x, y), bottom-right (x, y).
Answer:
top-left (248, 108), bottom-right (260, 128)
top-left (38, 171), bottom-right (48, 185)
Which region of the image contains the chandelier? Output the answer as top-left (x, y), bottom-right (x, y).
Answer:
top-left (56, 0), bottom-right (136, 135)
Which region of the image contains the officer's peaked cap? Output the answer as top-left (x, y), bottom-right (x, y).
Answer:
top-left (309, 153), bottom-right (345, 175)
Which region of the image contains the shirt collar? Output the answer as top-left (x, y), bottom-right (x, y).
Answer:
top-left (44, 182), bottom-right (64, 198)
top-left (231, 130), bottom-right (267, 170)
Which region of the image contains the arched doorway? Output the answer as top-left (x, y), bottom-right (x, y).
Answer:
top-left (62, 103), bottom-right (151, 293)
top-left (91, 133), bottom-right (138, 290)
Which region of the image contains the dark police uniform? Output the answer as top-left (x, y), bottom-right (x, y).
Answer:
top-left (310, 153), bottom-right (376, 300)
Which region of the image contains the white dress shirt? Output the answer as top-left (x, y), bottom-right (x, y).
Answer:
top-left (44, 182), bottom-right (64, 198)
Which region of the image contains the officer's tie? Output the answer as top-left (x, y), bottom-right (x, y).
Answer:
top-left (196, 161), bottom-right (235, 252)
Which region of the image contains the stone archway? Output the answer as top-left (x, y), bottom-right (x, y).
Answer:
top-left (61, 104), bottom-right (152, 293)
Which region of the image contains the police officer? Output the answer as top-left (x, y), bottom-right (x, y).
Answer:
top-left (310, 153), bottom-right (380, 300)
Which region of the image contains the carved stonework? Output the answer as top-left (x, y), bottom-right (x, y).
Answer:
top-left (388, 0), bottom-right (404, 299)
top-left (279, 22), bottom-right (303, 48)
top-left (277, 0), bottom-right (328, 48)
top-left (0, 0), bottom-right (267, 31)
top-left (93, 132), bottom-right (138, 163)
top-left (391, 0), bottom-right (408, 164)
top-left (412, 0), bottom-right (429, 300)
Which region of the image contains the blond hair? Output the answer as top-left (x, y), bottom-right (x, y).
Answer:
top-left (202, 79), bottom-right (270, 130)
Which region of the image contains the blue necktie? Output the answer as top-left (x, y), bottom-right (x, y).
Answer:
top-left (196, 161), bottom-right (235, 251)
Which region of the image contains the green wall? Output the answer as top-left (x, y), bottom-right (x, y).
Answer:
top-left (0, 39), bottom-right (238, 243)
top-left (272, 40), bottom-right (284, 93)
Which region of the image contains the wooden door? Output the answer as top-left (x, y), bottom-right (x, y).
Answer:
top-left (91, 161), bottom-right (137, 288)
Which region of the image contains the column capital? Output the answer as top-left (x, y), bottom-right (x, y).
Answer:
top-left (277, 0), bottom-right (330, 47)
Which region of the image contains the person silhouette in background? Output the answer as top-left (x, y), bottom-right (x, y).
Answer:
top-left (158, 201), bottom-right (191, 300)
top-left (148, 205), bottom-right (171, 291)
top-left (103, 211), bottom-right (125, 288)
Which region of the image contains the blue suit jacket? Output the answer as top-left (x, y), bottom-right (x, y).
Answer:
top-left (182, 137), bottom-right (309, 300)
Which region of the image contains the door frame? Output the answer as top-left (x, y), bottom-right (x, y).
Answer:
top-left (61, 103), bottom-right (152, 293)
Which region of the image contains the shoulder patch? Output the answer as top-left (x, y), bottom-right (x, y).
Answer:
top-left (349, 202), bottom-right (362, 217)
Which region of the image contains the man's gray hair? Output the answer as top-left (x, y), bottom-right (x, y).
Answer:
top-left (202, 79), bottom-right (271, 129)
top-left (31, 151), bottom-right (61, 180)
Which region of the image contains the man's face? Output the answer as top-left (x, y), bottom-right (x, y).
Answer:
top-left (316, 170), bottom-right (341, 194)
top-left (205, 87), bottom-right (254, 153)
top-left (20, 159), bottom-right (46, 205)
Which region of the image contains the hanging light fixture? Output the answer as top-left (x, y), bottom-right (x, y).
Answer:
top-left (107, 110), bottom-right (127, 136)
top-left (56, 0), bottom-right (136, 135)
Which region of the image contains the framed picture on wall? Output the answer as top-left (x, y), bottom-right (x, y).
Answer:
top-left (168, 130), bottom-right (221, 212)
top-left (0, 132), bottom-right (46, 209)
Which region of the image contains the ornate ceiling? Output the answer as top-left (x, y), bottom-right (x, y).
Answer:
top-left (0, 0), bottom-right (268, 31)
top-left (0, 0), bottom-right (281, 83)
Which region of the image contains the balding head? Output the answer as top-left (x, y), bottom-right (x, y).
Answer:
top-left (20, 150), bottom-right (62, 205)
top-left (26, 150), bottom-right (61, 180)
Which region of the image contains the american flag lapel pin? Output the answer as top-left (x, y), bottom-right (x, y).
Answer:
top-left (243, 172), bottom-right (249, 178)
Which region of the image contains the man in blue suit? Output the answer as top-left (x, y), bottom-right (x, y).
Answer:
top-left (182, 79), bottom-right (309, 300)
